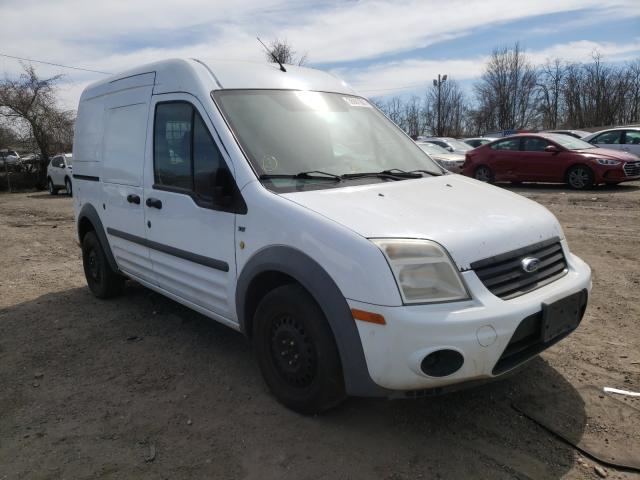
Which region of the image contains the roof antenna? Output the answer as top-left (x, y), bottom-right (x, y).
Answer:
top-left (257, 36), bottom-right (287, 73)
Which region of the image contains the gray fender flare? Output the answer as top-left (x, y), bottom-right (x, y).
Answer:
top-left (236, 246), bottom-right (390, 397)
top-left (77, 203), bottom-right (119, 272)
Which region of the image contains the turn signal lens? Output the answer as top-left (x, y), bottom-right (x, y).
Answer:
top-left (351, 308), bottom-right (386, 325)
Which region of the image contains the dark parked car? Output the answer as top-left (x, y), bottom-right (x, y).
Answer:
top-left (462, 133), bottom-right (640, 189)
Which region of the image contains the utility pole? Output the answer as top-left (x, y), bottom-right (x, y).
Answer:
top-left (433, 74), bottom-right (447, 136)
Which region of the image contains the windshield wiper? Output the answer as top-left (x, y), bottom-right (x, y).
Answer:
top-left (259, 170), bottom-right (342, 182)
top-left (407, 169), bottom-right (443, 176)
top-left (341, 169), bottom-right (426, 180)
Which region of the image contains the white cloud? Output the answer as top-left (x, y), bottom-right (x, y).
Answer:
top-left (1, 0), bottom-right (639, 108)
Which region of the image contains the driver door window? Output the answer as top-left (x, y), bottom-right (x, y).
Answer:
top-left (522, 138), bottom-right (549, 152)
top-left (591, 131), bottom-right (622, 145)
top-left (154, 102), bottom-right (226, 208)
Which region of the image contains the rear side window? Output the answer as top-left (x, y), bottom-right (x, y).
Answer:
top-left (491, 139), bottom-right (520, 151)
top-left (154, 102), bottom-right (226, 206)
top-left (522, 137), bottom-right (549, 152)
top-left (591, 131), bottom-right (622, 145)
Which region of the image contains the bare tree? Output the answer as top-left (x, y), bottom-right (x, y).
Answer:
top-left (0, 64), bottom-right (74, 186)
top-left (402, 96), bottom-right (426, 139)
top-left (623, 59), bottom-right (640, 125)
top-left (536, 58), bottom-right (566, 129)
top-left (474, 42), bottom-right (538, 130)
top-left (424, 78), bottom-right (468, 136)
top-left (266, 39), bottom-right (308, 66)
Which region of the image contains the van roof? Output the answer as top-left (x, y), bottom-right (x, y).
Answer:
top-left (81, 58), bottom-right (357, 102)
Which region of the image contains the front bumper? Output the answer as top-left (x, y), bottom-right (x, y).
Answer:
top-left (349, 242), bottom-right (592, 391)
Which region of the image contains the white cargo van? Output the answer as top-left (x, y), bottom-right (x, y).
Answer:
top-left (73, 59), bottom-right (591, 413)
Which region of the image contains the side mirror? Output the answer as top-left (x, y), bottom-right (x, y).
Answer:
top-left (447, 146), bottom-right (454, 152)
top-left (544, 145), bottom-right (560, 153)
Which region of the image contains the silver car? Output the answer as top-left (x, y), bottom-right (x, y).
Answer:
top-left (419, 136), bottom-right (473, 155)
top-left (416, 142), bottom-right (465, 173)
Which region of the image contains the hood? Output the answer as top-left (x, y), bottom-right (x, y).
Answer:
top-left (576, 147), bottom-right (639, 161)
top-left (282, 175), bottom-right (563, 270)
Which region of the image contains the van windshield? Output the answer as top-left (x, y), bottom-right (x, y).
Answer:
top-left (213, 90), bottom-right (442, 189)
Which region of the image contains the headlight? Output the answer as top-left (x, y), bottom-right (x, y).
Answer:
top-left (372, 239), bottom-right (469, 304)
top-left (595, 158), bottom-right (621, 165)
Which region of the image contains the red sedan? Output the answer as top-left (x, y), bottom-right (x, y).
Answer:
top-left (462, 133), bottom-right (640, 189)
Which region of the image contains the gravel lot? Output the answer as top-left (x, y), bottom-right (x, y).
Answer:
top-left (0, 183), bottom-right (639, 480)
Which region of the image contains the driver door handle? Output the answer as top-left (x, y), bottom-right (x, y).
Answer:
top-left (126, 194), bottom-right (140, 204)
top-left (146, 197), bottom-right (162, 209)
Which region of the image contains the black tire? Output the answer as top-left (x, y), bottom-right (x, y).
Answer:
top-left (252, 284), bottom-right (346, 414)
top-left (81, 231), bottom-right (124, 299)
top-left (566, 165), bottom-right (594, 190)
top-left (474, 165), bottom-right (494, 183)
top-left (65, 177), bottom-right (72, 197)
top-left (48, 178), bottom-right (58, 195)
top-left (510, 180), bottom-right (523, 186)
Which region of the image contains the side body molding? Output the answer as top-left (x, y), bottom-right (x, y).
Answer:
top-left (236, 246), bottom-right (390, 397)
top-left (77, 203), bottom-right (119, 272)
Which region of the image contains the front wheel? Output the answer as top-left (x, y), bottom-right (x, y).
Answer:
top-left (48, 178), bottom-right (58, 195)
top-left (566, 165), bottom-right (594, 190)
top-left (474, 165), bottom-right (494, 183)
top-left (82, 231), bottom-right (124, 299)
top-left (252, 284), bottom-right (346, 414)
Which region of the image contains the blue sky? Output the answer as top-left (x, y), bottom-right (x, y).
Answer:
top-left (0, 0), bottom-right (638, 108)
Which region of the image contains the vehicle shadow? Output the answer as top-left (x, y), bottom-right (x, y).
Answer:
top-left (26, 192), bottom-right (72, 199)
top-left (0, 282), bottom-right (587, 479)
top-left (499, 181), bottom-right (640, 193)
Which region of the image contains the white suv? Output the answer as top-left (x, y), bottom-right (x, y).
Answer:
top-left (47, 153), bottom-right (73, 195)
top-left (72, 59), bottom-right (592, 413)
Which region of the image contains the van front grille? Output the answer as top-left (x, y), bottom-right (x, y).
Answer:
top-left (624, 161), bottom-right (640, 177)
top-left (470, 238), bottom-right (568, 300)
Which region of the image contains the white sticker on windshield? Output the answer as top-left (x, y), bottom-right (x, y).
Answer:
top-left (343, 96), bottom-right (371, 108)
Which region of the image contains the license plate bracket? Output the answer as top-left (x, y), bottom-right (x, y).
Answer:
top-left (541, 291), bottom-right (583, 343)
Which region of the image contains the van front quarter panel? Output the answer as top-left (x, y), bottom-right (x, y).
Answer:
top-left (236, 245), bottom-right (390, 397)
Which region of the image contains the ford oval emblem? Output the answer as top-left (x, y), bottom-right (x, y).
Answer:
top-left (521, 257), bottom-right (541, 273)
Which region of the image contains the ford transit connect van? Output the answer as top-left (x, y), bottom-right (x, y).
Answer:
top-left (73, 59), bottom-right (592, 413)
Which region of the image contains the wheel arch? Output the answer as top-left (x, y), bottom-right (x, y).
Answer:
top-left (236, 245), bottom-right (389, 397)
top-left (77, 203), bottom-right (118, 272)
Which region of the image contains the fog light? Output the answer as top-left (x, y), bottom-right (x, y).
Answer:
top-left (420, 349), bottom-right (464, 377)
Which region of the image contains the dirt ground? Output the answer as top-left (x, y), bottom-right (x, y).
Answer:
top-left (0, 183), bottom-right (639, 480)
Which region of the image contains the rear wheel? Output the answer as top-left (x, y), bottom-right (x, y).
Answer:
top-left (474, 165), bottom-right (494, 183)
top-left (252, 284), bottom-right (346, 414)
top-left (566, 165), bottom-right (594, 190)
top-left (65, 178), bottom-right (72, 197)
top-left (82, 231), bottom-right (124, 298)
top-left (47, 178), bottom-right (58, 195)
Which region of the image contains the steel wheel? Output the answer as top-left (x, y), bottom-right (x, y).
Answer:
top-left (270, 314), bottom-right (317, 388)
top-left (253, 284), bottom-right (345, 413)
top-left (86, 247), bottom-right (100, 282)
